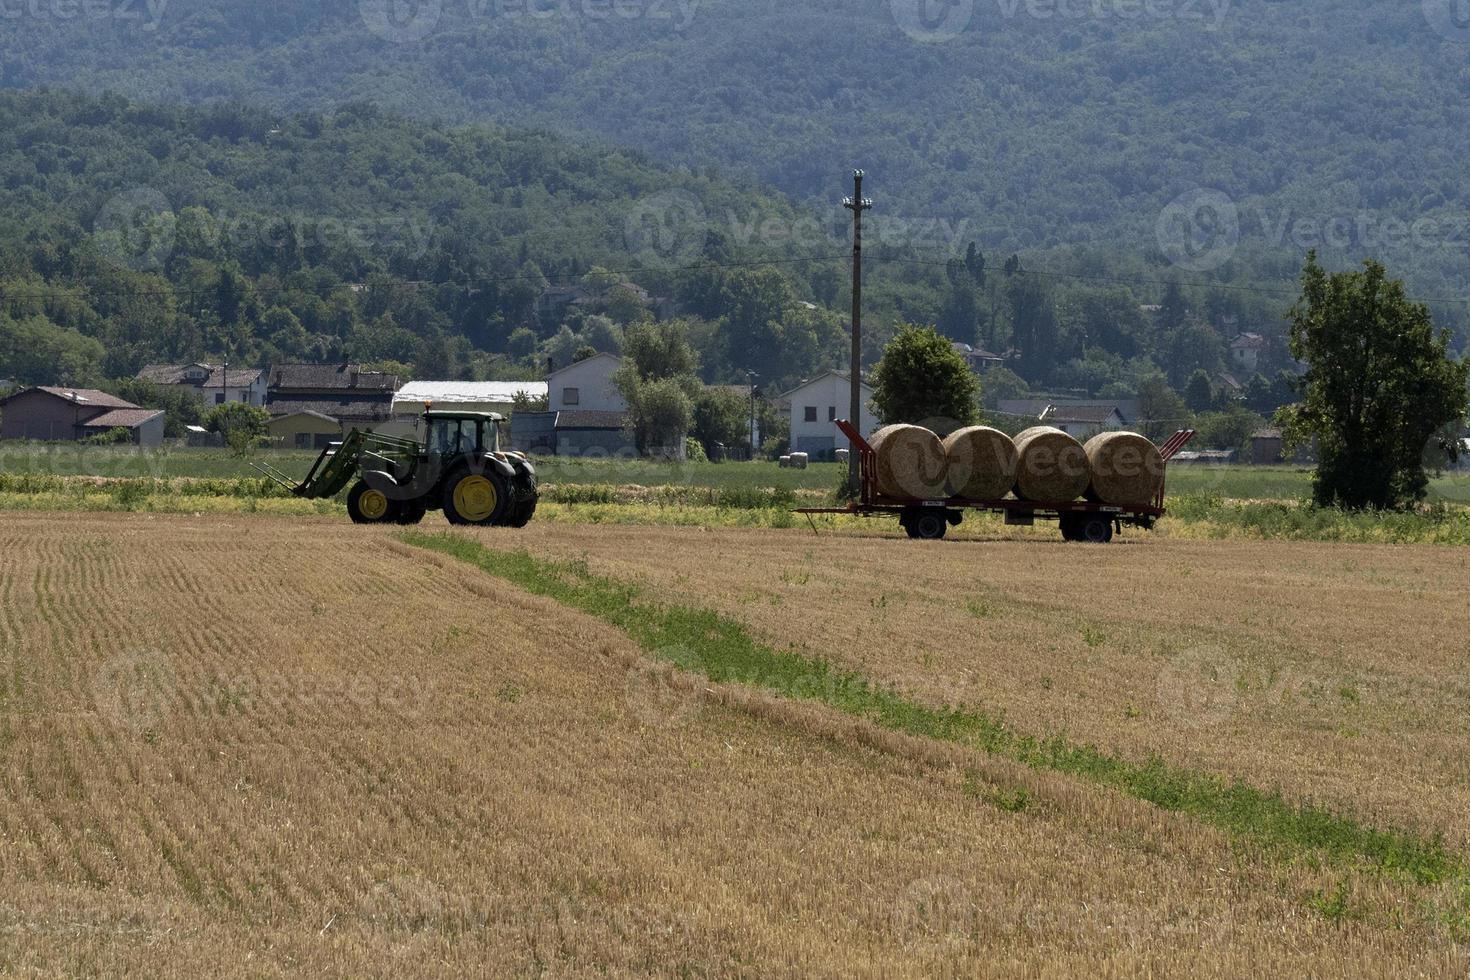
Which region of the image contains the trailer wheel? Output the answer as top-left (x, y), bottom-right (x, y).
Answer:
top-left (347, 480), bottom-right (400, 524)
top-left (1077, 515), bottom-right (1114, 544)
top-left (903, 509), bottom-right (948, 540)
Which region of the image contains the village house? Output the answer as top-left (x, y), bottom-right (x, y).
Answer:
top-left (1229, 332), bottom-right (1267, 375)
top-left (0, 386), bottom-right (165, 446)
top-left (780, 371), bottom-right (879, 461)
top-left (136, 363), bottom-right (268, 407)
top-left (264, 363), bottom-right (398, 449)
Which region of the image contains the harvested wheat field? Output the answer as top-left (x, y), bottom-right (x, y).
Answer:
top-left (2, 512), bottom-right (1468, 976)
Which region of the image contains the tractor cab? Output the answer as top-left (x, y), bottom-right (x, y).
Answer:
top-left (421, 411), bottom-right (506, 457)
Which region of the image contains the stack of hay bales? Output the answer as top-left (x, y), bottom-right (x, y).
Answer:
top-left (1083, 432), bottom-right (1164, 508)
top-left (868, 424), bottom-right (949, 499)
top-left (1012, 426), bottom-right (1091, 503)
top-left (864, 422), bottom-right (1161, 508)
top-left (941, 426), bottom-right (1017, 501)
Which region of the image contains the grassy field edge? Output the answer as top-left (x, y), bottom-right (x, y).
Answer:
top-left (402, 530), bottom-right (1457, 887)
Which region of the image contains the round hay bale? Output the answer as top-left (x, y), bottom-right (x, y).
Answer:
top-left (778, 455), bottom-right (791, 468)
top-left (869, 424), bottom-right (948, 499)
top-left (789, 452), bottom-right (809, 469)
top-left (941, 426), bottom-right (1017, 501)
top-left (1012, 426), bottom-right (1090, 503)
top-left (1084, 431), bottom-right (1164, 508)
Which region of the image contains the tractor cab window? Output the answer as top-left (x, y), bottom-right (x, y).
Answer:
top-left (430, 419), bottom-right (481, 455)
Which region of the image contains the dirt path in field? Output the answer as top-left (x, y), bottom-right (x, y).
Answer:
top-left (0, 512), bottom-right (1465, 976)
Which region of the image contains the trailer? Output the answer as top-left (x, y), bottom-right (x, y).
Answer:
top-left (794, 420), bottom-right (1195, 543)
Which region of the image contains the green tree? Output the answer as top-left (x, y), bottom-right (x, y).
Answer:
top-left (1280, 253), bottom-right (1470, 509)
top-left (1135, 371), bottom-right (1190, 442)
top-left (692, 386), bottom-right (751, 454)
top-left (1184, 369), bottom-right (1215, 413)
top-left (870, 323), bottom-right (979, 430)
top-left (614, 319), bottom-right (701, 456)
top-left (205, 402), bottom-right (269, 454)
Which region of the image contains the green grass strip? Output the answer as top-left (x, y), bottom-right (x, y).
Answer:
top-left (404, 530), bottom-right (1455, 884)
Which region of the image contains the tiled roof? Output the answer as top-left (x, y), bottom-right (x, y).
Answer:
top-left (266, 398), bottom-right (394, 421)
top-left (32, 387), bottom-right (138, 409)
top-left (137, 364), bottom-right (265, 388)
top-left (1041, 404), bottom-right (1122, 424)
top-left (77, 408), bottom-right (164, 429)
top-left (554, 410), bottom-right (629, 429)
top-left (268, 363), bottom-right (398, 391)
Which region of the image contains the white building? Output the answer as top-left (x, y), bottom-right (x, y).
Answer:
top-left (780, 371), bottom-right (879, 460)
top-left (136, 363), bottom-right (268, 407)
top-left (1229, 332), bottom-right (1266, 375)
top-left (393, 380), bottom-right (549, 417)
top-left (547, 353), bottom-right (626, 414)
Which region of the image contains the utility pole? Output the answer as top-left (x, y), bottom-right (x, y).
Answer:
top-left (842, 170), bottom-right (872, 494)
top-left (746, 369), bottom-right (759, 461)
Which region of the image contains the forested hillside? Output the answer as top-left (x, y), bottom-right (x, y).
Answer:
top-left (4, 0), bottom-right (1469, 299)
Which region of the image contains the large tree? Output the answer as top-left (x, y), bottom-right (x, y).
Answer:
top-left (1281, 253), bottom-right (1469, 509)
top-left (869, 323), bottom-right (979, 432)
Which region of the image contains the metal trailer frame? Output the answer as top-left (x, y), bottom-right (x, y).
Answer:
top-left (794, 420), bottom-right (1196, 542)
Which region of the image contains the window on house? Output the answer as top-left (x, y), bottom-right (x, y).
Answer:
top-left (828, 406), bottom-right (836, 421)
top-left (803, 406), bottom-right (817, 422)
top-left (215, 393), bottom-right (225, 405)
top-left (563, 387), bottom-right (580, 406)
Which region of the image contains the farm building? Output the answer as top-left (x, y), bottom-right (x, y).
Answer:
top-left (1249, 428), bottom-right (1285, 465)
top-left (553, 409), bottom-right (642, 458)
top-left (267, 410), bottom-right (342, 450)
top-left (781, 371), bottom-right (879, 461)
top-left (1229, 332), bottom-right (1267, 374)
top-left (392, 380), bottom-right (549, 417)
top-left (265, 363), bottom-right (397, 440)
top-left (548, 353), bottom-right (626, 414)
top-left (997, 398), bottom-right (1139, 428)
top-left (136, 363), bottom-right (268, 407)
top-left (1039, 404), bottom-right (1126, 440)
top-left (0, 387), bottom-right (165, 446)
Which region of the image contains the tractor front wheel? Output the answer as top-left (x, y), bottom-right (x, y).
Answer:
top-left (442, 470), bottom-right (509, 526)
top-left (347, 480), bottom-right (399, 525)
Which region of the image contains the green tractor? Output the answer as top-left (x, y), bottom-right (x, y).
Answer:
top-left (255, 411), bottom-right (538, 527)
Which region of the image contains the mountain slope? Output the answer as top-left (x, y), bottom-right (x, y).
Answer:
top-left (5, 0), bottom-right (1470, 279)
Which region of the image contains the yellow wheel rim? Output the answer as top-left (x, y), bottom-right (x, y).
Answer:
top-left (359, 489), bottom-right (390, 521)
top-left (453, 475), bottom-right (497, 522)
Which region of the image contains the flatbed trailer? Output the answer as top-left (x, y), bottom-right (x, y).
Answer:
top-left (794, 420), bottom-right (1195, 542)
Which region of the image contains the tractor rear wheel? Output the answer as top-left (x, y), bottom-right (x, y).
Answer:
top-left (347, 480), bottom-right (399, 524)
top-left (503, 496), bottom-right (538, 528)
top-left (442, 469), bottom-right (509, 526)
